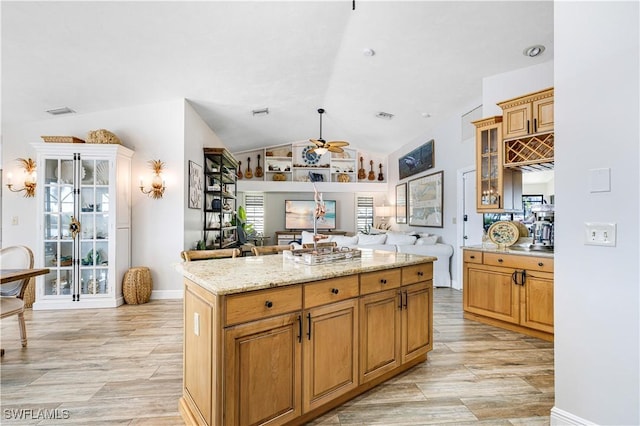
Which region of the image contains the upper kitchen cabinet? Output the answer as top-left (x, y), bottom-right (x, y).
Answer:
top-left (498, 88), bottom-right (554, 140)
top-left (473, 116), bottom-right (522, 212)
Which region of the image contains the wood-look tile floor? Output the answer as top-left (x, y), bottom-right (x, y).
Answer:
top-left (0, 289), bottom-right (553, 425)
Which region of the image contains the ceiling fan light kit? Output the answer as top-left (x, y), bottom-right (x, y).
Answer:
top-left (309, 108), bottom-right (350, 155)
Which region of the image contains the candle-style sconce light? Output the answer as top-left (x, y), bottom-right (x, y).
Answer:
top-left (6, 158), bottom-right (37, 197)
top-left (139, 160), bottom-right (166, 199)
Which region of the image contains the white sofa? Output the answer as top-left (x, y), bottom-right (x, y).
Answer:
top-left (295, 231), bottom-right (454, 287)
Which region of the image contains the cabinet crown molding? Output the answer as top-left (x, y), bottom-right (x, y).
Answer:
top-left (497, 87), bottom-right (554, 110)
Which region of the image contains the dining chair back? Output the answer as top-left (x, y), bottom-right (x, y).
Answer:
top-left (0, 245), bottom-right (34, 349)
top-left (251, 245), bottom-right (293, 256)
top-left (181, 248), bottom-right (240, 261)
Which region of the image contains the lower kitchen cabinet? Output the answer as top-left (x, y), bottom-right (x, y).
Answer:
top-left (463, 249), bottom-right (554, 341)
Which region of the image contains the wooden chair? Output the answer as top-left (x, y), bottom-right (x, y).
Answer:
top-left (0, 245), bottom-right (34, 350)
top-left (181, 248), bottom-right (240, 261)
top-left (251, 245), bottom-right (292, 256)
top-left (302, 241), bottom-right (337, 249)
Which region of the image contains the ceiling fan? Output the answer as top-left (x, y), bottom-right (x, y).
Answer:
top-left (309, 108), bottom-right (349, 154)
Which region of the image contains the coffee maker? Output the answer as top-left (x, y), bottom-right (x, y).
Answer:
top-left (529, 204), bottom-right (554, 251)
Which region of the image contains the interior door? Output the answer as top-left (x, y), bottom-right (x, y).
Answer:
top-left (463, 169), bottom-right (484, 246)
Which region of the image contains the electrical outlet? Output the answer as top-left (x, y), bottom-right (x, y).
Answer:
top-left (584, 222), bottom-right (617, 247)
top-left (11, 216), bottom-right (19, 225)
top-left (194, 312), bottom-right (200, 336)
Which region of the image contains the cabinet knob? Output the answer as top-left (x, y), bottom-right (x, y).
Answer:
top-left (380, 279), bottom-right (387, 284)
top-left (331, 288), bottom-right (339, 294)
top-left (497, 258), bottom-right (503, 263)
top-left (417, 271), bottom-right (424, 277)
top-left (265, 300), bottom-right (273, 308)
top-left (470, 255), bottom-right (475, 259)
top-left (538, 262), bottom-right (544, 267)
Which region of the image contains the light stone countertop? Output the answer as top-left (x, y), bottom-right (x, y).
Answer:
top-left (175, 249), bottom-right (436, 296)
top-left (463, 244), bottom-right (554, 259)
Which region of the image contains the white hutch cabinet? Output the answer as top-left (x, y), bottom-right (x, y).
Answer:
top-left (32, 143), bottom-right (134, 310)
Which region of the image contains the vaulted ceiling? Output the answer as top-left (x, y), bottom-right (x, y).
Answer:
top-left (1, 1), bottom-right (553, 155)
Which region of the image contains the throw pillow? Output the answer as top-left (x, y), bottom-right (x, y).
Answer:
top-left (386, 233), bottom-right (417, 245)
top-left (331, 235), bottom-right (359, 246)
top-left (357, 233), bottom-right (387, 245)
top-left (416, 235), bottom-right (439, 245)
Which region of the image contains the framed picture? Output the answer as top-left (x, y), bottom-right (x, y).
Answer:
top-left (188, 161), bottom-right (203, 209)
top-left (398, 139), bottom-right (434, 180)
top-left (408, 170), bottom-right (443, 227)
top-left (395, 183), bottom-right (407, 224)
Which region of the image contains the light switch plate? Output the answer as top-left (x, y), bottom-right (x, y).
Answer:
top-left (589, 168), bottom-right (611, 192)
top-left (584, 222), bottom-right (617, 247)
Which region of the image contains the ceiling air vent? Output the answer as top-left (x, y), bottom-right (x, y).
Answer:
top-left (46, 107), bottom-right (76, 116)
top-left (376, 111), bottom-right (394, 120)
top-left (252, 108), bottom-right (269, 116)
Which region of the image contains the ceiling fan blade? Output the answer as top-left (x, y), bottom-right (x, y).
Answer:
top-left (328, 146), bottom-right (344, 153)
top-left (309, 139), bottom-right (325, 147)
top-left (327, 141), bottom-right (349, 147)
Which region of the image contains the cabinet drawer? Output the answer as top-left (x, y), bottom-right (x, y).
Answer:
top-left (483, 252), bottom-right (554, 273)
top-left (360, 268), bottom-right (401, 295)
top-left (225, 285), bottom-right (302, 326)
top-left (304, 276), bottom-right (359, 309)
top-left (402, 263), bottom-right (433, 285)
top-left (464, 250), bottom-right (483, 264)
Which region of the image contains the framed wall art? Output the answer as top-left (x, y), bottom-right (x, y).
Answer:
top-left (398, 139), bottom-right (434, 180)
top-left (395, 183), bottom-right (407, 224)
top-left (188, 160), bottom-right (203, 209)
top-left (408, 170), bottom-right (443, 227)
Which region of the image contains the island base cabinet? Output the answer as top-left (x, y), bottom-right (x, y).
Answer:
top-left (303, 299), bottom-right (359, 413)
top-left (401, 282), bottom-right (433, 363)
top-left (224, 313), bottom-right (302, 426)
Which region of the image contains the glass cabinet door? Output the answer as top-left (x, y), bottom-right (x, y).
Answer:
top-left (476, 118), bottom-right (504, 211)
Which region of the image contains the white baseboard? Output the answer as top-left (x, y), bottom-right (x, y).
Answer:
top-left (150, 289), bottom-right (183, 300)
top-left (451, 279), bottom-right (462, 291)
top-left (551, 406), bottom-right (595, 425)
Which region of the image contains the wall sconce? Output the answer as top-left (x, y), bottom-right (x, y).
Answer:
top-left (139, 160), bottom-right (166, 199)
top-left (6, 158), bottom-right (37, 197)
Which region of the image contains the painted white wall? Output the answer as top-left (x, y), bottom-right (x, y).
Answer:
top-left (2, 100), bottom-right (187, 297)
top-left (552, 2), bottom-right (639, 425)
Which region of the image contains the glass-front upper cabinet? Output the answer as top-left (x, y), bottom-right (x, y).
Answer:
top-left (474, 116), bottom-right (504, 212)
top-left (34, 143), bottom-right (133, 310)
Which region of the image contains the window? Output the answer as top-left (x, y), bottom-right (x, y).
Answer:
top-left (243, 192), bottom-right (264, 235)
top-left (356, 196), bottom-right (374, 232)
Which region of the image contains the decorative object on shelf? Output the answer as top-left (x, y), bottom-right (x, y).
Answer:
top-left (368, 160), bottom-right (375, 180)
top-left (41, 136), bottom-right (85, 143)
top-left (399, 139), bottom-right (434, 180)
top-left (358, 156), bottom-right (366, 180)
top-left (55, 161), bottom-right (85, 184)
top-left (302, 146), bottom-right (320, 165)
top-left (395, 183), bottom-right (407, 224)
top-left (141, 160), bottom-right (167, 200)
top-left (69, 215), bottom-right (81, 239)
top-left (308, 108), bottom-right (349, 155)
top-left (86, 129), bottom-right (121, 145)
top-left (487, 220), bottom-right (520, 248)
top-left (5, 158), bottom-right (37, 197)
top-left (337, 173), bottom-right (350, 183)
top-left (237, 160), bottom-right (243, 179)
top-left (408, 170), bottom-right (443, 228)
top-left (272, 172), bottom-right (286, 181)
top-left (81, 249), bottom-right (102, 266)
top-left (95, 161), bottom-right (109, 185)
top-left (122, 266), bottom-right (152, 305)
top-left (255, 154), bottom-right (263, 177)
top-left (378, 163), bottom-right (384, 181)
top-left (245, 157), bottom-right (253, 179)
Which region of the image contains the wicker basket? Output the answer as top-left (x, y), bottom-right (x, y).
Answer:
top-left (22, 278), bottom-right (35, 308)
top-left (41, 136), bottom-right (85, 143)
top-left (122, 267), bottom-right (152, 304)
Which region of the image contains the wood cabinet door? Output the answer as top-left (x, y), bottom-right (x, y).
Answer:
top-left (475, 118), bottom-right (504, 212)
top-left (533, 96), bottom-right (554, 134)
top-left (520, 270), bottom-right (554, 333)
top-left (224, 312), bottom-right (302, 426)
top-left (303, 298), bottom-right (359, 413)
top-left (184, 284), bottom-right (214, 426)
top-left (464, 264), bottom-right (519, 325)
top-left (359, 289), bottom-right (401, 383)
top-left (503, 102), bottom-right (532, 139)
top-left (401, 281), bottom-right (432, 364)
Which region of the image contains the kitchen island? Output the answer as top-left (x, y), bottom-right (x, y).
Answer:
top-left (175, 250), bottom-right (435, 426)
top-left (462, 245), bottom-right (554, 341)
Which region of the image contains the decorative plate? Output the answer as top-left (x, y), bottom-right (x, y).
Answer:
top-left (55, 163), bottom-right (85, 184)
top-left (302, 146), bottom-right (319, 165)
top-left (487, 221), bottom-right (520, 247)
